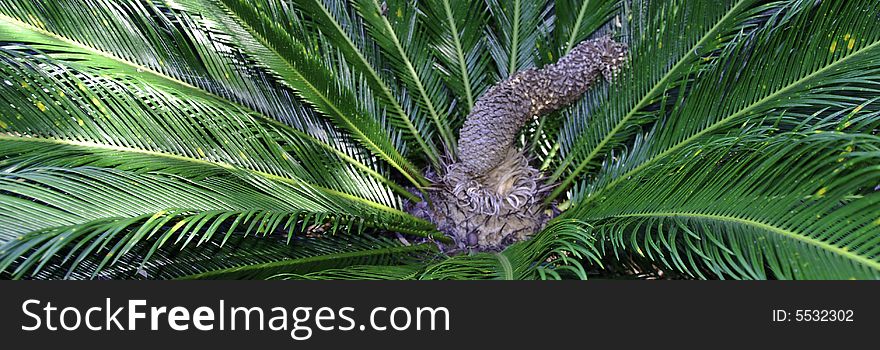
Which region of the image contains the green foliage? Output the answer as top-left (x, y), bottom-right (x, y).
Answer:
top-left (23, 234), bottom-right (437, 280)
top-left (0, 0), bottom-right (878, 279)
top-left (215, 0), bottom-right (428, 187)
top-left (420, 0), bottom-right (493, 117)
top-left (292, 0), bottom-right (442, 164)
top-left (568, 131), bottom-right (880, 279)
top-left (277, 220), bottom-right (600, 280)
top-left (352, 0), bottom-right (457, 155)
top-left (547, 0), bottom-right (785, 200)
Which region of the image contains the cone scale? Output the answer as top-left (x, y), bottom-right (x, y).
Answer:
top-left (408, 36), bottom-right (628, 251)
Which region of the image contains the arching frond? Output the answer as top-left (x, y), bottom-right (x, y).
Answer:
top-left (275, 219), bottom-right (601, 280)
top-left (485, 0), bottom-right (553, 79)
top-left (0, 0), bottom-right (306, 127)
top-left (552, 0), bottom-right (620, 57)
top-left (0, 163), bottom-right (437, 278)
top-left (546, 0), bottom-right (790, 202)
top-left (214, 0), bottom-right (428, 188)
top-left (272, 264), bottom-right (425, 280)
top-left (265, 0), bottom-right (442, 165)
top-left (566, 132), bottom-right (880, 279)
top-left (12, 228), bottom-right (436, 280)
top-left (175, 238), bottom-right (437, 280)
top-left (420, 0), bottom-right (493, 117)
top-left (571, 0), bottom-right (880, 205)
top-left (0, 43), bottom-right (440, 279)
top-left (0, 2), bottom-right (417, 203)
top-left (0, 48), bottom-right (410, 205)
top-left (352, 0), bottom-right (457, 154)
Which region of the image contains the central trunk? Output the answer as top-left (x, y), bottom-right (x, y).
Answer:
top-left (407, 36), bottom-right (627, 252)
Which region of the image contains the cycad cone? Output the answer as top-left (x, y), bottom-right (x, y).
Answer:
top-left (407, 36), bottom-right (628, 252)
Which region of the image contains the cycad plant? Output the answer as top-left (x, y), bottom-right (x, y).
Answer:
top-left (0, 0), bottom-right (878, 280)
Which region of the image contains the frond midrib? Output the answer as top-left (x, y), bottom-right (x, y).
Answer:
top-left (174, 243), bottom-right (437, 279)
top-left (495, 252), bottom-right (513, 280)
top-left (611, 211), bottom-right (880, 271)
top-left (218, 0), bottom-right (428, 188)
top-left (508, 0), bottom-right (521, 77)
top-left (546, 0), bottom-right (750, 203)
top-left (365, 0), bottom-right (457, 153)
top-left (0, 14), bottom-right (211, 104)
top-left (563, 0), bottom-right (592, 53)
top-left (580, 37), bottom-right (880, 209)
top-left (441, 0), bottom-right (475, 110)
top-left (0, 13), bottom-right (416, 201)
top-left (0, 135), bottom-right (418, 221)
top-left (307, 0), bottom-right (440, 165)
top-left (276, 127), bottom-right (420, 202)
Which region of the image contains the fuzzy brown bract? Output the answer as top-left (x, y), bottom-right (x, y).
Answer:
top-left (408, 36), bottom-right (628, 252)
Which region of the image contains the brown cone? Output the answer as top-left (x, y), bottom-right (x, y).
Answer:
top-left (457, 36), bottom-right (628, 176)
top-left (408, 36), bottom-right (627, 251)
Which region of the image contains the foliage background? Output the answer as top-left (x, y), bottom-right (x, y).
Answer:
top-left (0, 0), bottom-right (878, 279)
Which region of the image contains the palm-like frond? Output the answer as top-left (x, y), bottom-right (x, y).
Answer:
top-left (18, 231), bottom-right (435, 280)
top-left (420, 0), bottom-right (492, 116)
top-left (0, 46), bottom-right (407, 206)
top-left (277, 219), bottom-right (601, 280)
top-left (485, 0), bottom-right (552, 79)
top-left (0, 1), bottom-right (416, 203)
top-left (566, 132), bottom-right (880, 279)
top-left (352, 0), bottom-right (457, 154)
top-left (420, 219), bottom-right (601, 280)
top-left (176, 238), bottom-right (436, 280)
top-left (0, 164), bottom-right (426, 279)
top-left (292, 0), bottom-right (441, 165)
top-left (0, 0), bottom-right (301, 126)
top-left (552, 0), bottom-right (620, 57)
top-left (213, 0), bottom-right (428, 188)
top-left (546, 0), bottom-right (787, 202)
top-left (570, 0), bottom-right (880, 204)
top-left (0, 17), bottom-right (439, 278)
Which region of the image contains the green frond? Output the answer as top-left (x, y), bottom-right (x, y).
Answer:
top-left (571, 0), bottom-right (880, 205)
top-left (546, 0), bottom-right (786, 202)
top-left (177, 240), bottom-right (437, 280)
top-left (420, 0), bottom-right (493, 116)
top-left (0, 155), bottom-right (442, 277)
top-left (283, 0), bottom-right (442, 165)
top-left (0, 42), bottom-right (442, 279)
top-left (566, 132), bottom-right (880, 279)
top-left (12, 227), bottom-right (436, 280)
top-left (275, 219), bottom-right (601, 280)
top-left (0, 166), bottom-right (398, 278)
top-left (352, 0), bottom-right (457, 154)
top-left (0, 137), bottom-right (436, 234)
top-left (0, 47), bottom-right (414, 205)
top-left (0, 0), bottom-right (303, 126)
top-left (215, 0), bottom-right (429, 188)
top-left (553, 0), bottom-right (620, 56)
top-left (272, 264), bottom-right (425, 280)
top-left (485, 0), bottom-right (553, 79)
top-left (0, 2), bottom-right (418, 203)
